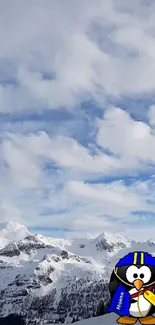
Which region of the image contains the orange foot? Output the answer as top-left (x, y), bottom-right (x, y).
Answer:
top-left (117, 316), bottom-right (137, 324)
top-left (139, 316), bottom-right (155, 324)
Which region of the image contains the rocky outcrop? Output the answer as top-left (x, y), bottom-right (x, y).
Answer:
top-left (0, 243), bottom-right (20, 257)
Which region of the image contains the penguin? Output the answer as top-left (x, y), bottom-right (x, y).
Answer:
top-left (107, 252), bottom-right (155, 325)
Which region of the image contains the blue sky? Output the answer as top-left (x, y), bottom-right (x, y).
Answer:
top-left (1, 0), bottom-right (155, 240)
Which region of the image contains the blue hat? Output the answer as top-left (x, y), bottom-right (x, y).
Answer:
top-left (116, 252), bottom-right (155, 267)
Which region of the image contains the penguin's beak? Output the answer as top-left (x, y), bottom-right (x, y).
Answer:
top-left (133, 279), bottom-right (143, 291)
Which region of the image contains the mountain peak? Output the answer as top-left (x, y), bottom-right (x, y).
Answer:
top-left (94, 231), bottom-right (132, 243)
top-left (90, 231), bottom-right (132, 254)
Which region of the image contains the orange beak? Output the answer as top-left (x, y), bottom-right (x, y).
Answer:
top-left (134, 279), bottom-right (143, 291)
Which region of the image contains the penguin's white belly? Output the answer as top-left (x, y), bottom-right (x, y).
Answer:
top-left (129, 288), bottom-right (151, 318)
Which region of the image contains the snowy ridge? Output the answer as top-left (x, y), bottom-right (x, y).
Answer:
top-left (36, 230), bottom-right (133, 261)
top-left (0, 221), bottom-right (154, 324)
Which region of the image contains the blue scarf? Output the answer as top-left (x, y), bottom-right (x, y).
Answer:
top-left (107, 285), bottom-right (130, 316)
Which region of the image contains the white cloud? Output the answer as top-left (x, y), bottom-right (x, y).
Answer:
top-left (67, 180), bottom-right (143, 210)
top-left (96, 106), bottom-right (155, 168)
top-left (1, 117), bottom-right (155, 238)
top-left (3, 107), bottom-right (155, 187)
top-left (0, 131), bottom-right (121, 179)
top-left (0, 135), bottom-right (41, 188)
top-left (1, 1), bottom-right (155, 112)
top-left (1, 1), bottom-right (155, 240)
top-left (65, 178), bottom-right (155, 223)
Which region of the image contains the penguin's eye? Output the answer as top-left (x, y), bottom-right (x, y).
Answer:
top-left (133, 273), bottom-right (138, 278)
top-left (139, 266), bottom-right (151, 284)
top-left (126, 265), bottom-right (139, 283)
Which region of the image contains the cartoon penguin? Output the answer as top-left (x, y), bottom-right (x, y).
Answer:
top-left (107, 252), bottom-right (155, 325)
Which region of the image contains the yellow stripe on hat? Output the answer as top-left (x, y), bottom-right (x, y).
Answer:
top-left (133, 252), bottom-right (138, 264)
top-left (140, 252), bottom-right (144, 265)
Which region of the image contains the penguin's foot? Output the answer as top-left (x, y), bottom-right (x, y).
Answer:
top-left (117, 316), bottom-right (137, 324)
top-left (139, 316), bottom-right (155, 324)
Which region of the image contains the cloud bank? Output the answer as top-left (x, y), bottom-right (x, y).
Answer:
top-left (1, 0), bottom-right (155, 240)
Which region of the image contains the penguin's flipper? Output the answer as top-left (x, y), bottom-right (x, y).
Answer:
top-left (109, 280), bottom-right (120, 295)
top-left (117, 316), bottom-right (137, 324)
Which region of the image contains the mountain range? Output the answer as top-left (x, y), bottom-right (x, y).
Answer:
top-left (0, 221), bottom-right (154, 325)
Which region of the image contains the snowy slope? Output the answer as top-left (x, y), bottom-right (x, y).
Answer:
top-left (36, 230), bottom-right (133, 261)
top-left (47, 313), bottom-right (118, 325)
top-left (0, 235), bottom-right (110, 324)
top-left (0, 231), bottom-right (110, 324)
top-left (0, 222), bottom-right (155, 324)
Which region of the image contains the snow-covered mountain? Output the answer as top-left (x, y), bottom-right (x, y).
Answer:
top-left (36, 231), bottom-right (132, 261)
top-left (0, 222), bottom-right (155, 325)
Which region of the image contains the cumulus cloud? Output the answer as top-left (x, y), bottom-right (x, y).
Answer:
top-left (0, 131), bottom-right (122, 184)
top-left (67, 180), bottom-right (143, 210)
top-left (1, 0), bottom-right (155, 239)
top-left (1, 123), bottom-right (155, 238)
top-left (1, 0), bottom-right (155, 112)
top-left (96, 106), bottom-right (155, 168)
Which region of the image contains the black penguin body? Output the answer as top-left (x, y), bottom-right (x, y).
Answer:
top-left (108, 265), bottom-right (155, 318)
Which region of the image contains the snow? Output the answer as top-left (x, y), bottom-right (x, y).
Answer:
top-left (1, 221), bottom-right (155, 324)
top-left (93, 231), bottom-right (132, 246)
top-left (47, 313), bottom-right (118, 325)
top-left (36, 231), bottom-right (133, 263)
